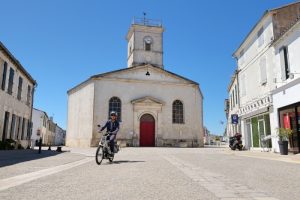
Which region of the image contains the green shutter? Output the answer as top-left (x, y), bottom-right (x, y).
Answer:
top-left (264, 114), bottom-right (272, 148)
top-left (251, 117), bottom-right (259, 147)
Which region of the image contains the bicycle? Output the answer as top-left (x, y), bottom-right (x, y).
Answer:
top-left (95, 129), bottom-right (120, 165)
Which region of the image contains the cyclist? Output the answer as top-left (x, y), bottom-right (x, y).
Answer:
top-left (100, 111), bottom-right (120, 155)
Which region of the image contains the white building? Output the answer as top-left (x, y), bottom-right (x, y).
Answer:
top-left (225, 70), bottom-right (241, 138)
top-left (31, 108), bottom-right (64, 147)
top-left (0, 41), bottom-right (36, 148)
top-left (270, 18), bottom-right (300, 153)
top-left (31, 108), bottom-right (48, 146)
top-left (228, 2), bottom-right (300, 152)
top-left (55, 125), bottom-right (66, 146)
top-left (67, 18), bottom-right (204, 148)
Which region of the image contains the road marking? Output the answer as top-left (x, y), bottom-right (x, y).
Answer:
top-left (163, 155), bottom-right (279, 200)
top-left (0, 157), bottom-right (92, 191)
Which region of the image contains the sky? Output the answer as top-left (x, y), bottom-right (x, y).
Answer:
top-left (0, 0), bottom-right (295, 135)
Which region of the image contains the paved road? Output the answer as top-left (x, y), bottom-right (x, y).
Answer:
top-left (0, 148), bottom-right (299, 200)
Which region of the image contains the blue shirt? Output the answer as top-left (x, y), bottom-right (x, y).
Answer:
top-left (100, 120), bottom-right (120, 135)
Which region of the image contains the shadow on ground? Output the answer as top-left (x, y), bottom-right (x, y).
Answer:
top-left (0, 149), bottom-right (65, 168)
top-left (100, 160), bottom-right (145, 165)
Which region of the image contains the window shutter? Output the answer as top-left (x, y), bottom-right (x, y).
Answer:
top-left (280, 47), bottom-right (287, 81)
top-left (259, 57), bottom-right (267, 84)
top-left (257, 27), bottom-right (264, 47)
top-left (241, 74), bottom-right (246, 96)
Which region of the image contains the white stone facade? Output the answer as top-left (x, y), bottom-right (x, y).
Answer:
top-left (31, 108), bottom-right (48, 146)
top-left (67, 21), bottom-right (204, 148)
top-left (0, 42), bottom-right (36, 148)
top-left (32, 108), bottom-right (65, 147)
top-left (227, 2), bottom-right (300, 152)
top-left (270, 20), bottom-right (300, 153)
top-left (54, 125), bottom-right (66, 146)
top-left (67, 65), bottom-right (204, 147)
top-left (226, 71), bottom-right (240, 138)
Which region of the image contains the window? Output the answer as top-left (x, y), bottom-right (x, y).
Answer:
top-left (230, 94), bottom-right (232, 110)
top-left (21, 118), bottom-right (26, 140)
top-left (259, 57), bottom-right (267, 85)
top-left (173, 100), bottom-right (184, 124)
top-left (279, 46), bottom-right (290, 81)
top-left (257, 27), bottom-right (264, 47)
top-left (2, 112), bottom-right (10, 141)
top-left (17, 77), bottom-right (23, 100)
top-left (109, 97), bottom-right (121, 120)
top-left (145, 43), bottom-right (151, 51)
top-left (16, 116), bottom-right (21, 139)
top-left (232, 89), bottom-right (235, 108)
top-left (7, 68), bottom-right (14, 95)
top-left (27, 85), bottom-right (31, 105)
top-left (241, 74), bottom-right (246, 97)
top-left (1, 62), bottom-right (7, 91)
top-left (27, 121), bottom-right (32, 140)
top-left (235, 85), bottom-right (238, 105)
top-left (10, 114), bottom-right (16, 139)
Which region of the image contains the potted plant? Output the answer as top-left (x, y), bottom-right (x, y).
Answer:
top-left (277, 128), bottom-right (293, 155)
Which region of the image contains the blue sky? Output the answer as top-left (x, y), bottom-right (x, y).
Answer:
top-left (0, 0), bottom-right (294, 134)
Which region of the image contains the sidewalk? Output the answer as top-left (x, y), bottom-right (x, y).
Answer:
top-left (0, 147), bottom-right (87, 180)
top-left (221, 148), bottom-right (300, 164)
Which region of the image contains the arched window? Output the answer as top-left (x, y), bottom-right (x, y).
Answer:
top-left (109, 97), bottom-right (121, 120)
top-left (173, 100), bottom-right (184, 124)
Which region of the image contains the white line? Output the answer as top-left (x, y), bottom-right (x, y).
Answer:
top-left (0, 157), bottom-right (93, 191)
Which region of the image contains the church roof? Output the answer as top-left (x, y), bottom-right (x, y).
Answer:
top-left (91, 64), bottom-right (199, 85)
top-left (68, 64), bottom-right (203, 98)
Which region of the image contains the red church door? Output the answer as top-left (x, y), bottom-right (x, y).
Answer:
top-left (140, 114), bottom-right (155, 147)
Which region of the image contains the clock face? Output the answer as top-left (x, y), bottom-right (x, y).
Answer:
top-left (144, 36), bottom-right (152, 44)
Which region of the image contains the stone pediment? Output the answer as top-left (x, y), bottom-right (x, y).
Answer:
top-left (91, 64), bottom-right (199, 85)
top-left (131, 96), bottom-right (165, 105)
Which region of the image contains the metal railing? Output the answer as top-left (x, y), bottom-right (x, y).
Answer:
top-left (132, 17), bottom-right (162, 27)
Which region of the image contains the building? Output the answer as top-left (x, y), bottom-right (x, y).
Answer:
top-left (225, 70), bottom-right (241, 139)
top-left (31, 108), bottom-right (48, 146)
top-left (0, 41), bottom-right (36, 148)
top-left (227, 2), bottom-right (300, 152)
top-left (67, 18), bottom-right (204, 148)
top-left (270, 18), bottom-right (300, 153)
top-left (55, 125), bottom-right (66, 146)
top-left (31, 108), bottom-right (65, 146)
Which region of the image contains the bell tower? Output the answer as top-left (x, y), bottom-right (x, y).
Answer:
top-left (126, 17), bottom-right (164, 68)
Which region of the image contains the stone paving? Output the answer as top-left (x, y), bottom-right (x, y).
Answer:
top-left (0, 147), bottom-right (299, 200)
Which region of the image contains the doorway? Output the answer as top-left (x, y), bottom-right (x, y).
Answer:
top-left (140, 114), bottom-right (155, 147)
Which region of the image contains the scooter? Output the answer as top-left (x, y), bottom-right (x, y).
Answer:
top-left (229, 135), bottom-right (243, 150)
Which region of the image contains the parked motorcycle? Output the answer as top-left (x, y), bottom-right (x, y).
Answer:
top-left (229, 133), bottom-right (243, 151)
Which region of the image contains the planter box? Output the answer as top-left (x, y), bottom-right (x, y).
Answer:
top-left (278, 141), bottom-right (288, 155)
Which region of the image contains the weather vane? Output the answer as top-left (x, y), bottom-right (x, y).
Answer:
top-left (143, 12), bottom-right (147, 25)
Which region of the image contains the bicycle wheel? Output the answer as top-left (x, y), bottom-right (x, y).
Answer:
top-left (95, 146), bottom-right (104, 165)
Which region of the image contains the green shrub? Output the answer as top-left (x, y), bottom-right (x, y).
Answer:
top-left (0, 139), bottom-right (15, 150)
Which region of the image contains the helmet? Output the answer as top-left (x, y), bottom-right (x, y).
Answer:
top-left (110, 111), bottom-right (117, 116)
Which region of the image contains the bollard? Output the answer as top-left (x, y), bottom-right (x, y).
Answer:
top-left (38, 138), bottom-right (42, 154)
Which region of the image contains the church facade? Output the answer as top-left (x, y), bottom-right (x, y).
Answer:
top-left (66, 19), bottom-right (204, 147)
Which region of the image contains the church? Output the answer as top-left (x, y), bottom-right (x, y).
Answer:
top-left (66, 18), bottom-right (204, 148)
